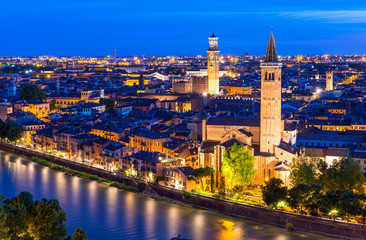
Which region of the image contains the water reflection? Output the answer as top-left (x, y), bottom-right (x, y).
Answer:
top-left (0, 150), bottom-right (338, 240)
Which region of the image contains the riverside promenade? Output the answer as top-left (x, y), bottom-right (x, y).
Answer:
top-left (0, 141), bottom-right (365, 240)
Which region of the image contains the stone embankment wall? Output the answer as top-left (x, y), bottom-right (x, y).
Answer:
top-left (1, 142), bottom-right (365, 240)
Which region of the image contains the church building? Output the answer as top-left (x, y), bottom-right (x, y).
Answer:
top-left (199, 31), bottom-right (300, 187)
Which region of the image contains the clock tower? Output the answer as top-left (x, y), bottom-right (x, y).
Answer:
top-left (207, 33), bottom-right (220, 95)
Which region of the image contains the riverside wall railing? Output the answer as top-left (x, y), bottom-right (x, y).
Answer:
top-left (0, 142), bottom-right (366, 240)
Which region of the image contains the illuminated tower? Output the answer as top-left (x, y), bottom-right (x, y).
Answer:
top-left (326, 71), bottom-right (333, 91)
top-left (207, 33), bottom-right (220, 95)
top-left (114, 45), bottom-right (117, 59)
top-left (260, 30), bottom-right (282, 154)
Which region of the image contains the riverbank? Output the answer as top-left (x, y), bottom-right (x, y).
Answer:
top-left (26, 156), bottom-right (141, 192)
top-left (1, 142), bottom-right (365, 239)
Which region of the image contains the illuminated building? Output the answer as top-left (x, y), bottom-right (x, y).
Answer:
top-left (326, 71), bottom-right (334, 91)
top-left (207, 33), bottom-right (220, 95)
top-left (259, 30), bottom-right (283, 154)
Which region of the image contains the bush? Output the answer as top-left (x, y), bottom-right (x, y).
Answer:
top-left (286, 222), bottom-right (295, 232)
top-left (109, 182), bottom-right (141, 192)
top-left (51, 165), bottom-right (64, 171)
top-left (183, 192), bottom-right (192, 199)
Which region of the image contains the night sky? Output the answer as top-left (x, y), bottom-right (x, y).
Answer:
top-left (2, 0), bottom-right (366, 56)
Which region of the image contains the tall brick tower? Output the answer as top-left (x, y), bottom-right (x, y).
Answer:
top-left (326, 71), bottom-right (333, 91)
top-left (207, 33), bottom-right (220, 95)
top-left (260, 30), bottom-right (282, 154)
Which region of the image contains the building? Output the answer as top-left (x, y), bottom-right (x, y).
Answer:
top-left (326, 71), bottom-right (334, 91)
top-left (259, 30), bottom-right (283, 154)
top-left (207, 33), bottom-right (220, 95)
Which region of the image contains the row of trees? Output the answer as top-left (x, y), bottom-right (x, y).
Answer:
top-left (0, 120), bottom-right (23, 142)
top-left (290, 156), bottom-right (365, 193)
top-left (0, 192), bottom-right (87, 240)
top-left (262, 178), bottom-right (366, 222)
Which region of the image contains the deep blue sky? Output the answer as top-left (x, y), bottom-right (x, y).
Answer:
top-left (2, 0), bottom-right (366, 56)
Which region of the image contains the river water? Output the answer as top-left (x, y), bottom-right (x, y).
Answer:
top-left (0, 150), bottom-right (337, 240)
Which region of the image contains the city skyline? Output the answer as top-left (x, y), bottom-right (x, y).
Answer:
top-left (2, 0), bottom-right (366, 56)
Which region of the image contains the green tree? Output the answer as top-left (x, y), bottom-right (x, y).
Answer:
top-left (19, 84), bottom-right (46, 101)
top-left (232, 185), bottom-right (244, 200)
top-left (0, 191), bottom-right (75, 240)
top-left (218, 176), bottom-right (226, 199)
top-left (337, 190), bottom-right (361, 222)
top-left (320, 189), bottom-right (342, 218)
top-left (5, 121), bottom-right (23, 142)
top-left (323, 157), bottom-right (365, 193)
top-left (262, 178), bottom-right (288, 209)
top-left (188, 167), bottom-right (214, 192)
top-left (0, 120), bottom-right (23, 142)
top-left (99, 98), bottom-right (115, 111)
top-left (304, 184), bottom-right (323, 216)
top-left (222, 143), bottom-right (256, 188)
top-left (50, 99), bottom-right (58, 111)
top-left (72, 227), bottom-right (87, 240)
top-left (27, 199), bottom-right (67, 239)
top-left (288, 184), bottom-right (311, 212)
top-left (289, 156), bottom-right (325, 187)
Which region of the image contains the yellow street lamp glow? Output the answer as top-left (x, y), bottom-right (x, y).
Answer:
top-left (277, 201), bottom-right (286, 208)
top-left (329, 209), bottom-right (338, 215)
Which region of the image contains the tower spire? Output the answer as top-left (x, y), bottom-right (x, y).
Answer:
top-left (264, 30), bottom-right (278, 63)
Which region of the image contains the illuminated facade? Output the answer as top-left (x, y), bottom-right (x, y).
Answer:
top-left (260, 31), bottom-right (283, 154)
top-left (207, 33), bottom-right (220, 95)
top-left (326, 71), bottom-right (334, 91)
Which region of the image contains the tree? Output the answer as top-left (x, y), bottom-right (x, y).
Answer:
top-left (320, 189), bottom-right (342, 218)
top-left (188, 167), bottom-right (214, 192)
top-left (99, 98), bottom-right (115, 111)
top-left (322, 157), bottom-right (365, 193)
top-left (0, 191), bottom-right (84, 240)
top-left (5, 121), bottom-right (22, 142)
top-left (50, 99), bottom-right (58, 111)
top-left (72, 227), bottom-right (87, 240)
top-left (218, 176), bottom-right (226, 199)
top-left (288, 184), bottom-right (311, 212)
top-left (304, 184), bottom-right (323, 216)
top-left (232, 185), bottom-right (244, 200)
top-left (222, 143), bottom-right (256, 188)
top-left (289, 156), bottom-right (325, 187)
top-left (0, 120), bottom-right (22, 142)
top-left (19, 84), bottom-right (46, 101)
top-left (262, 178), bottom-right (288, 209)
top-left (337, 190), bottom-right (361, 222)
top-left (27, 199), bottom-right (67, 239)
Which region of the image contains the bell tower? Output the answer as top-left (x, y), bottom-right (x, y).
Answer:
top-left (207, 33), bottom-right (220, 95)
top-left (326, 71), bottom-right (333, 91)
top-left (260, 30), bottom-right (283, 154)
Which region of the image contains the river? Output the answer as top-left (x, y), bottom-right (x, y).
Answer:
top-left (0, 150), bottom-right (337, 240)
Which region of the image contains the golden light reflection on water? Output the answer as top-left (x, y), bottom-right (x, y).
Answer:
top-left (191, 213), bottom-right (204, 239)
top-left (70, 176), bottom-right (80, 209)
top-left (167, 206), bottom-right (179, 237)
top-left (124, 192), bottom-right (136, 231)
top-left (41, 166), bottom-right (49, 194)
top-left (55, 172), bottom-right (67, 200)
top-left (87, 181), bottom-right (98, 218)
top-left (105, 187), bottom-right (118, 224)
top-left (219, 219), bottom-right (236, 240)
top-left (144, 198), bottom-right (156, 238)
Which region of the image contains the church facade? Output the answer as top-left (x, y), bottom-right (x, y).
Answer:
top-left (199, 31), bottom-right (300, 187)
